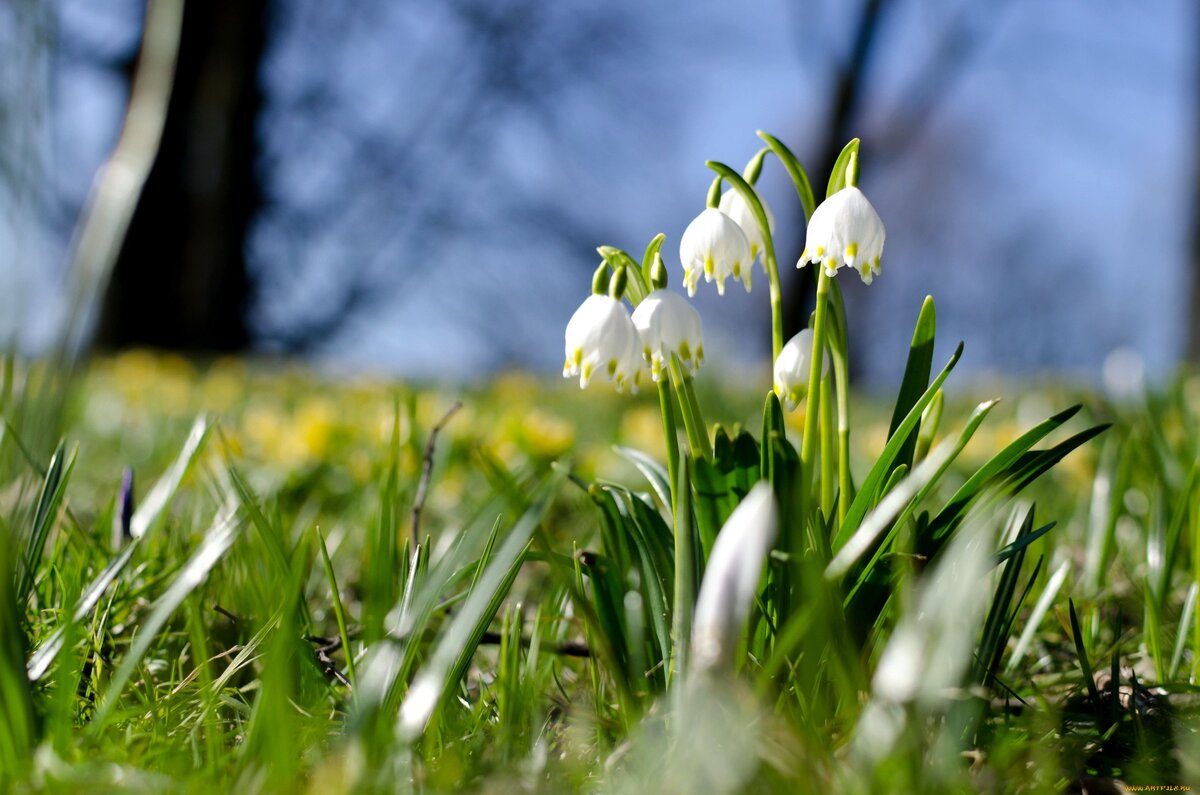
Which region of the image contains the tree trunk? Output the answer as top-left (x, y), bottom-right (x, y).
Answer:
top-left (783, 0), bottom-right (887, 343)
top-left (99, 0), bottom-right (267, 351)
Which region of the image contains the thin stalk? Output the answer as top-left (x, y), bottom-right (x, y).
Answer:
top-left (657, 378), bottom-right (681, 519)
top-left (671, 456), bottom-right (694, 686)
top-left (799, 272), bottom-right (832, 558)
top-left (828, 280), bottom-right (853, 526)
top-left (668, 355), bottom-right (711, 461)
top-left (819, 375), bottom-right (835, 518)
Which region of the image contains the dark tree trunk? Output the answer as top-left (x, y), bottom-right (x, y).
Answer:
top-left (783, 0), bottom-right (887, 343)
top-left (100, 0), bottom-right (267, 351)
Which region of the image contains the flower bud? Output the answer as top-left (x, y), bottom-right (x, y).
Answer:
top-left (679, 208), bottom-right (752, 297)
top-left (797, 186), bottom-right (885, 284)
top-left (773, 328), bottom-right (828, 411)
top-left (691, 483), bottom-right (778, 673)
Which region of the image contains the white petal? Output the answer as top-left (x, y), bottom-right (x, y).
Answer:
top-left (799, 186), bottom-right (885, 283)
top-left (563, 295), bottom-right (643, 391)
top-left (719, 189), bottom-right (775, 266)
top-left (772, 328), bottom-right (828, 411)
top-left (680, 208), bottom-right (752, 296)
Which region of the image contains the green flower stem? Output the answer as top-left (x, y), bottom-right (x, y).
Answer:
top-left (704, 161), bottom-right (784, 361)
top-left (670, 454), bottom-right (694, 687)
top-left (799, 271), bottom-right (832, 558)
top-left (756, 131), bottom-right (816, 221)
top-left (657, 377), bottom-right (681, 518)
top-left (668, 355), bottom-right (712, 462)
top-left (828, 279), bottom-right (853, 526)
top-left (819, 374), bottom-right (834, 518)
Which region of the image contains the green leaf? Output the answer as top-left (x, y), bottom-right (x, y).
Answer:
top-left (91, 502), bottom-right (242, 730)
top-left (17, 441), bottom-right (74, 605)
top-left (886, 296), bottom-right (936, 478)
top-left (834, 341), bottom-right (964, 550)
top-left (396, 470), bottom-right (565, 739)
top-left (924, 404), bottom-right (1083, 543)
top-left (27, 416), bottom-right (211, 681)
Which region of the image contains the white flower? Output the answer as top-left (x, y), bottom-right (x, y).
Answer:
top-left (563, 294), bottom-right (643, 393)
top-left (773, 328), bottom-right (828, 411)
top-left (718, 188), bottom-right (775, 267)
top-left (630, 289), bottom-right (703, 381)
top-left (691, 483), bottom-right (778, 674)
top-left (797, 186), bottom-right (885, 284)
top-left (679, 207), bottom-right (753, 296)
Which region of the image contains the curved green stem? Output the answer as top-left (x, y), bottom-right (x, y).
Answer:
top-left (799, 271), bottom-right (832, 559)
top-left (668, 355), bottom-right (711, 461)
top-left (756, 131), bottom-right (816, 221)
top-left (828, 279), bottom-right (853, 526)
top-left (704, 161), bottom-right (784, 360)
top-left (657, 378), bottom-right (681, 517)
top-left (819, 374), bottom-right (834, 518)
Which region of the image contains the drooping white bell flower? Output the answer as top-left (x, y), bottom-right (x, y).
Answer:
top-left (718, 188), bottom-right (775, 268)
top-left (773, 328), bottom-right (829, 411)
top-left (631, 289), bottom-right (704, 381)
top-left (691, 483), bottom-right (778, 674)
top-left (679, 207), bottom-right (753, 297)
top-left (797, 186), bottom-right (885, 284)
top-left (563, 294), bottom-right (643, 393)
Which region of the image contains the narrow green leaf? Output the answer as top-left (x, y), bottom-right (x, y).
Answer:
top-left (835, 342), bottom-right (964, 549)
top-left (886, 296), bottom-right (936, 478)
top-left (92, 502), bottom-right (242, 730)
top-left (396, 470), bottom-right (564, 740)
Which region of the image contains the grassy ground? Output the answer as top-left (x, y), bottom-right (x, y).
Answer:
top-left (1, 350), bottom-right (1198, 793)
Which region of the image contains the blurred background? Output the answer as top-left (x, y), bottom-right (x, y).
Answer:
top-left (0, 0), bottom-right (1196, 388)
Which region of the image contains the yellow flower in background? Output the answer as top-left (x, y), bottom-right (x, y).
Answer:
top-left (296, 398), bottom-right (337, 459)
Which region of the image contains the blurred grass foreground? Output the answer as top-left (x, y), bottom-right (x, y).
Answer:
top-left (1, 348), bottom-right (1199, 792)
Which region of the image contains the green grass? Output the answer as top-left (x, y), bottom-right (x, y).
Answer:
top-left (1, 350), bottom-right (1198, 793)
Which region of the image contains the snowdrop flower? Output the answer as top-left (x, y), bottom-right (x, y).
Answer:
top-left (631, 288), bottom-right (703, 381)
top-left (718, 188), bottom-right (775, 267)
top-left (679, 207), bottom-right (752, 296)
top-left (773, 328), bottom-right (828, 411)
top-left (797, 186), bottom-right (885, 284)
top-left (563, 294), bottom-right (642, 393)
top-left (691, 483), bottom-right (778, 673)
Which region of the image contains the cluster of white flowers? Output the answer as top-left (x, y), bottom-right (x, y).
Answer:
top-left (564, 154), bottom-right (885, 403)
top-left (563, 258), bottom-right (704, 393)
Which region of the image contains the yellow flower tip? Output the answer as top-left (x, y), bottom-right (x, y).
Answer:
top-left (816, 246), bottom-right (825, 257)
top-left (679, 340), bottom-right (692, 361)
top-left (715, 275), bottom-right (726, 295)
top-left (607, 359), bottom-right (618, 376)
top-left (799, 247), bottom-right (808, 261)
top-left (572, 348), bottom-right (583, 366)
top-left (845, 242), bottom-right (858, 259)
top-left (704, 255), bottom-right (715, 276)
top-left (696, 344), bottom-right (705, 363)
top-left (643, 346), bottom-right (652, 362)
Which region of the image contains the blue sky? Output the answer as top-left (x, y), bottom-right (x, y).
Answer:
top-left (1, 0), bottom-right (1194, 386)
